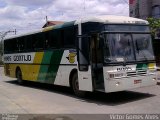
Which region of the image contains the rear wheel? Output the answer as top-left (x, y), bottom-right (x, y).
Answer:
top-left (16, 69), bottom-right (23, 84)
top-left (72, 73), bottom-right (86, 97)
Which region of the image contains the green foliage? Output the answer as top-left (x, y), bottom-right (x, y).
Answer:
top-left (147, 18), bottom-right (160, 37)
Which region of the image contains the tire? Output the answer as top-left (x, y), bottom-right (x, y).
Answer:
top-left (16, 69), bottom-right (23, 85)
top-left (71, 73), bottom-right (86, 97)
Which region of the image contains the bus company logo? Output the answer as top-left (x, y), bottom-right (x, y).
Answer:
top-left (117, 67), bottom-right (132, 71)
top-left (66, 53), bottom-right (76, 63)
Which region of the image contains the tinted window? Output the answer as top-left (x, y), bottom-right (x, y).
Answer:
top-left (105, 25), bottom-right (150, 32)
top-left (17, 37), bottom-right (25, 52)
top-left (25, 35), bottom-right (33, 51)
top-left (63, 27), bottom-right (75, 47)
top-left (82, 22), bottom-right (103, 34)
top-left (32, 33), bottom-right (45, 50)
top-left (4, 38), bottom-right (17, 53)
top-left (45, 30), bottom-right (58, 49)
top-left (133, 34), bottom-right (154, 61)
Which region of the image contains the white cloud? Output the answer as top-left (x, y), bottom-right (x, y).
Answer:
top-left (0, 5), bottom-right (26, 20)
top-left (0, 0), bottom-right (129, 35)
top-left (47, 0), bottom-right (129, 20)
top-left (5, 0), bottom-right (53, 7)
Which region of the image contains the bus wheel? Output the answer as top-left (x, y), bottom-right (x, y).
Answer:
top-left (16, 69), bottom-right (23, 84)
top-left (72, 73), bottom-right (86, 97)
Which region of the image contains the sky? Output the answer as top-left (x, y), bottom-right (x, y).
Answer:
top-left (0, 0), bottom-right (129, 36)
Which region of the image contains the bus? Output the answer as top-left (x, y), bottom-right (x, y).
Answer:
top-left (3, 15), bottom-right (157, 97)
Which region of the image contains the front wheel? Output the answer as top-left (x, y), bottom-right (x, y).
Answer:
top-left (72, 73), bottom-right (86, 97)
top-left (16, 69), bottom-right (23, 84)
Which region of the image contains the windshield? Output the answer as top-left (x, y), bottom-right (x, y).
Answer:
top-left (133, 34), bottom-right (154, 61)
top-left (103, 33), bottom-right (155, 63)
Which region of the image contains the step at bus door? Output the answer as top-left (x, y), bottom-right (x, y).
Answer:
top-left (77, 35), bottom-right (93, 92)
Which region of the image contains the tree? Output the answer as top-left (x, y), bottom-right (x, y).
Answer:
top-left (147, 18), bottom-right (160, 38)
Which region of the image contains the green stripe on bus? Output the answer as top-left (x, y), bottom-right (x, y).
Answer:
top-left (38, 51), bottom-right (53, 82)
top-left (45, 50), bottom-right (64, 83)
top-left (37, 50), bottom-right (64, 83)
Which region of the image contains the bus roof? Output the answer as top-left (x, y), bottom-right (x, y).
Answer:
top-left (5, 15), bottom-right (148, 40)
top-left (75, 15), bottom-right (148, 25)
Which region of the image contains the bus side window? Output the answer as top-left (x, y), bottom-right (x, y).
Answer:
top-left (14, 38), bottom-right (18, 52)
top-left (32, 34), bottom-right (36, 50)
top-left (45, 32), bottom-right (50, 49)
top-left (63, 27), bottom-right (75, 48)
top-left (25, 35), bottom-right (33, 52)
top-left (4, 40), bottom-right (7, 53)
top-left (56, 30), bottom-right (63, 48)
top-left (4, 39), bottom-right (17, 53)
top-left (17, 37), bottom-right (25, 52)
top-left (32, 33), bottom-right (45, 51)
top-left (4, 40), bottom-right (9, 53)
top-left (45, 30), bottom-right (60, 49)
top-left (49, 31), bottom-right (57, 49)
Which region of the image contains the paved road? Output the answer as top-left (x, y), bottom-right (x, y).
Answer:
top-left (0, 67), bottom-right (160, 114)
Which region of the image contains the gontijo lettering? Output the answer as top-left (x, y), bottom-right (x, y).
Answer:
top-left (4, 56), bottom-right (11, 61)
top-left (4, 54), bottom-right (32, 62)
top-left (13, 55), bottom-right (31, 61)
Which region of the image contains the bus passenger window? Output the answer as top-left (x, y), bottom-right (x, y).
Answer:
top-left (17, 37), bottom-right (25, 52)
top-left (33, 33), bottom-right (45, 50)
top-left (4, 39), bottom-right (17, 53)
top-left (45, 39), bottom-right (49, 48)
top-left (25, 35), bottom-right (33, 51)
top-left (63, 27), bottom-right (75, 48)
top-left (45, 30), bottom-right (60, 49)
top-left (49, 31), bottom-right (57, 48)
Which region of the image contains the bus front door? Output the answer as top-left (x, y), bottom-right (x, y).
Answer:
top-left (90, 33), bottom-right (104, 90)
top-left (77, 36), bottom-right (93, 92)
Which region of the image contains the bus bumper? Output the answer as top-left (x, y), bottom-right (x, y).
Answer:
top-left (104, 75), bottom-right (157, 93)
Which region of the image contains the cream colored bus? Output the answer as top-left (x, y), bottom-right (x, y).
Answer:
top-left (4, 15), bottom-right (157, 97)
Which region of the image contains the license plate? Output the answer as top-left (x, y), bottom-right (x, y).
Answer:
top-left (134, 80), bottom-right (142, 84)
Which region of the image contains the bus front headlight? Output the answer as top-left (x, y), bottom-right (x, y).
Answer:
top-left (148, 69), bottom-right (156, 75)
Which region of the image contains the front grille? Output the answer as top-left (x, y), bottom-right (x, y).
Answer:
top-left (127, 71), bottom-right (137, 76)
top-left (127, 70), bottom-right (147, 77)
top-left (137, 70), bottom-right (147, 75)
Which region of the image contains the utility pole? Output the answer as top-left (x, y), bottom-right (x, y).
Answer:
top-left (136, 0), bottom-right (140, 18)
top-left (46, 16), bottom-right (48, 27)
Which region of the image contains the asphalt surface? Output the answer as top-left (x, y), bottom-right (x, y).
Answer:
top-left (0, 67), bottom-right (160, 115)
